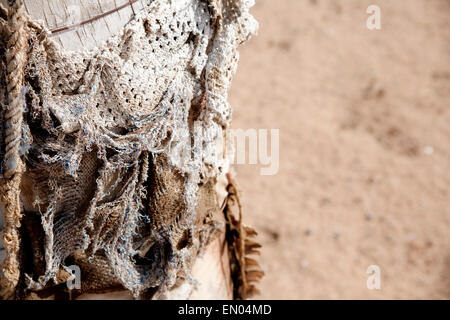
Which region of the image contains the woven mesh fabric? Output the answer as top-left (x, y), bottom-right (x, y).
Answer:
top-left (0, 0), bottom-right (257, 298)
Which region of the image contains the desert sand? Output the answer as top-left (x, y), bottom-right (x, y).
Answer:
top-left (229, 0), bottom-right (450, 299)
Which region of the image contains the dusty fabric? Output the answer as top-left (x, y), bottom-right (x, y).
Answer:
top-left (0, 0), bottom-right (257, 299)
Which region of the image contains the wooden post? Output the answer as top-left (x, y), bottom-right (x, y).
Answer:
top-left (0, 0), bottom-right (235, 300)
top-left (2, 0), bottom-right (148, 51)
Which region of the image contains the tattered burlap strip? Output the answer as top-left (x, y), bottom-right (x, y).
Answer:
top-left (0, 0), bottom-right (261, 299)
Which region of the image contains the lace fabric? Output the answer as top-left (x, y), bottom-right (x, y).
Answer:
top-left (0, 0), bottom-right (257, 298)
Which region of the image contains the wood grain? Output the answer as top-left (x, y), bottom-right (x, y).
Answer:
top-left (1, 0), bottom-right (150, 51)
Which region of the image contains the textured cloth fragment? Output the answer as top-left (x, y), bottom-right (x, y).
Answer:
top-left (0, 0), bottom-right (257, 298)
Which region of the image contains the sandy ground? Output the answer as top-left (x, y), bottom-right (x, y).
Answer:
top-left (229, 0), bottom-right (450, 299)
top-left (0, 0), bottom-right (448, 301)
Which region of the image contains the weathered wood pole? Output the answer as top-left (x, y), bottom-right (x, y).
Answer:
top-left (0, 0), bottom-right (261, 300)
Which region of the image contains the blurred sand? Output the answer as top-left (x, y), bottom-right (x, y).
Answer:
top-left (229, 0), bottom-right (450, 299)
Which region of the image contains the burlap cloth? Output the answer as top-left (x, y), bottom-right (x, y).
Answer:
top-left (0, 0), bottom-right (261, 299)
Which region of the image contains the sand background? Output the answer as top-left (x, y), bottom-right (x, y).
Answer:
top-left (229, 0), bottom-right (450, 299)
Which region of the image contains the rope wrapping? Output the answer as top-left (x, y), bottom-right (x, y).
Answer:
top-left (0, 0), bottom-right (28, 300)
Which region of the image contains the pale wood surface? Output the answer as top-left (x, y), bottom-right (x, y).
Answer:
top-left (1, 0), bottom-right (150, 51)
